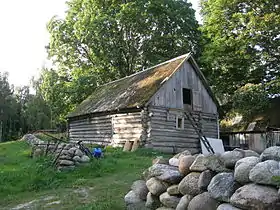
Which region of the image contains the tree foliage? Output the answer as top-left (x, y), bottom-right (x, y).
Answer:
top-left (200, 0), bottom-right (280, 97)
top-left (200, 0), bottom-right (280, 120)
top-left (47, 0), bottom-right (201, 83)
top-left (0, 72), bottom-right (51, 141)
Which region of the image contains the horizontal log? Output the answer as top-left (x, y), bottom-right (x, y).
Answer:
top-left (113, 119), bottom-right (142, 124)
top-left (70, 117), bottom-right (112, 124)
top-left (113, 115), bottom-right (141, 120)
top-left (152, 136), bottom-right (199, 143)
top-left (113, 112), bottom-right (141, 117)
top-left (69, 120), bottom-right (112, 128)
top-left (69, 126), bottom-right (112, 132)
top-left (150, 132), bottom-right (198, 139)
top-left (113, 133), bottom-right (141, 139)
top-left (69, 135), bottom-right (112, 139)
top-left (70, 139), bottom-right (111, 144)
top-left (113, 124), bottom-right (142, 129)
top-left (112, 137), bottom-right (140, 143)
top-left (113, 129), bottom-right (143, 135)
top-left (152, 145), bottom-right (200, 154)
top-left (152, 142), bottom-right (199, 148)
top-left (70, 132), bottom-right (112, 137)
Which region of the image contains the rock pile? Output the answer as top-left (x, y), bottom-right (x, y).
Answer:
top-left (23, 134), bottom-right (91, 171)
top-left (53, 143), bottom-right (91, 171)
top-left (124, 146), bottom-right (280, 210)
top-left (22, 134), bottom-right (45, 146)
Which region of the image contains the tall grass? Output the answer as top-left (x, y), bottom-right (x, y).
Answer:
top-left (0, 140), bottom-right (168, 209)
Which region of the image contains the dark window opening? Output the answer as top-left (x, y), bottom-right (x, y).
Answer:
top-left (176, 117), bottom-right (184, 129)
top-left (183, 88), bottom-right (192, 105)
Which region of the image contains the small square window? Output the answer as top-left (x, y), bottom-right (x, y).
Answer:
top-left (176, 116), bottom-right (184, 129)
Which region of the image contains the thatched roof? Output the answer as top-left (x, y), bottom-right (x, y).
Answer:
top-left (68, 53), bottom-right (217, 118)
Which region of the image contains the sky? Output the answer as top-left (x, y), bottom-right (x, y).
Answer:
top-left (0, 0), bottom-right (201, 87)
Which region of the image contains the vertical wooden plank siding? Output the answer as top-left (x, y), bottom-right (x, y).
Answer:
top-left (150, 61), bottom-right (217, 114)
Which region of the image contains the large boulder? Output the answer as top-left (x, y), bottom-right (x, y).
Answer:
top-left (234, 156), bottom-right (261, 184)
top-left (234, 148), bottom-right (260, 157)
top-left (217, 203), bottom-right (241, 210)
top-left (80, 155), bottom-right (90, 163)
top-left (249, 160), bottom-right (280, 186)
top-left (174, 150), bottom-right (192, 159)
top-left (178, 155), bottom-right (195, 175)
top-left (125, 190), bottom-right (147, 210)
top-left (260, 146), bottom-right (280, 161)
top-left (176, 194), bottom-right (193, 210)
top-left (146, 177), bottom-right (169, 196)
top-left (22, 134), bottom-right (44, 146)
top-left (159, 192), bottom-right (181, 209)
top-left (74, 149), bottom-right (84, 157)
top-left (146, 192), bottom-right (161, 210)
top-left (167, 185), bottom-right (180, 196)
top-left (221, 151), bottom-right (244, 169)
top-left (188, 192), bottom-right (220, 210)
top-left (204, 155), bottom-right (229, 173)
top-left (143, 164), bottom-right (183, 184)
top-left (189, 155), bottom-right (208, 172)
top-left (68, 147), bottom-right (77, 156)
top-left (131, 180), bottom-right (149, 200)
top-left (169, 158), bottom-right (179, 167)
top-left (124, 190), bottom-right (142, 204)
top-left (64, 144), bottom-right (73, 150)
top-left (59, 160), bottom-right (74, 166)
top-left (189, 154), bottom-right (228, 173)
top-left (73, 156), bottom-right (82, 162)
top-left (178, 172), bottom-right (202, 196)
top-left (230, 183), bottom-right (280, 210)
top-left (153, 157), bottom-right (169, 165)
top-left (198, 170), bottom-right (215, 191)
top-left (207, 172), bottom-right (240, 202)
top-left (156, 207), bottom-right (174, 210)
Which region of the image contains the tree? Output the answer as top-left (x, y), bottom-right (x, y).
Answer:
top-left (47, 0), bottom-right (201, 84)
top-left (200, 0), bottom-right (280, 97)
top-left (200, 0), bottom-right (280, 119)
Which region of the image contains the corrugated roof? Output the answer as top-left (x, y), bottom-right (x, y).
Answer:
top-left (68, 53), bottom-right (218, 118)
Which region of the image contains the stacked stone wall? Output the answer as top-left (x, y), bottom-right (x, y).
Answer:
top-left (125, 147), bottom-right (280, 210)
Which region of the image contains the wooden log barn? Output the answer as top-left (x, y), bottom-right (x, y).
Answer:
top-left (67, 53), bottom-right (219, 154)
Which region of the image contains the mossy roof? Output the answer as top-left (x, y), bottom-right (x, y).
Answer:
top-left (68, 53), bottom-right (217, 118)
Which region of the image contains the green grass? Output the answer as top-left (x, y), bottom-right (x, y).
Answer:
top-left (0, 140), bottom-right (168, 209)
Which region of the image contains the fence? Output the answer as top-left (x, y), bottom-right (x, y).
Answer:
top-left (220, 130), bottom-right (280, 153)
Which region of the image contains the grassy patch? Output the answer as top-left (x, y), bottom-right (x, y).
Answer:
top-left (0, 140), bottom-right (168, 209)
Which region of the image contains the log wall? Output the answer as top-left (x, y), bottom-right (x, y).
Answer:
top-left (69, 115), bottom-right (113, 144)
top-left (147, 106), bottom-right (218, 154)
top-left (69, 111), bottom-right (144, 146)
top-left (111, 112), bottom-right (143, 146)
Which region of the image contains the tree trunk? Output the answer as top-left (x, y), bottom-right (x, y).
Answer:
top-left (0, 120), bottom-right (3, 142)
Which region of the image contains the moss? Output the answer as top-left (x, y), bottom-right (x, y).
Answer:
top-left (68, 56), bottom-right (186, 117)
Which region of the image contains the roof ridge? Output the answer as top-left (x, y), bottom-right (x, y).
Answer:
top-left (96, 53), bottom-right (191, 89)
